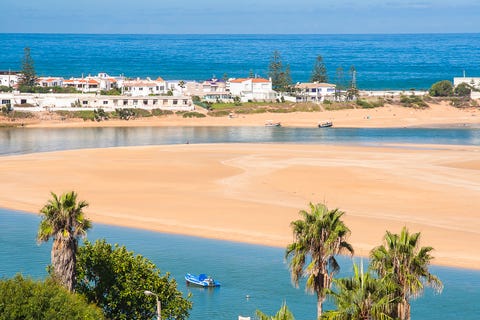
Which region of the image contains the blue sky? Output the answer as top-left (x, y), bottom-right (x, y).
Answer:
top-left (0, 0), bottom-right (479, 34)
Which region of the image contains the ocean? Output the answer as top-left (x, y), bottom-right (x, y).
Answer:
top-left (1, 33), bottom-right (480, 90)
top-left (0, 127), bottom-right (480, 319)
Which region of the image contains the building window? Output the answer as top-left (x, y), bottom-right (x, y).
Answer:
top-left (139, 88), bottom-right (143, 91)
top-left (153, 100), bottom-right (157, 105)
top-left (83, 101), bottom-right (88, 105)
top-left (163, 99), bottom-right (168, 105)
top-left (143, 100), bottom-right (148, 105)
top-left (123, 100), bottom-right (128, 105)
top-left (103, 101), bottom-right (108, 105)
top-left (183, 99), bottom-right (188, 105)
top-left (173, 100), bottom-right (178, 105)
top-left (20, 99), bottom-right (27, 104)
top-left (133, 100), bottom-right (138, 105)
top-left (1, 99), bottom-right (11, 105)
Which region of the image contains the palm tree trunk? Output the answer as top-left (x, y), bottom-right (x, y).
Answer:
top-left (317, 293), bottom-right (323, 320)
top-left (52, 237), bottom-right (77, 292)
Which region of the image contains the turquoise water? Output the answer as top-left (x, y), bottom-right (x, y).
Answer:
top-left (1, 209), bottom-right (479, 319)
top-left (2, 33), bottom-right (480, 90)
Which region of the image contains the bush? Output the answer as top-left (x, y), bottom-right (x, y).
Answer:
top-left (100, 88), bottom-right (122, 95)
top-left (400, 95), bottom-right (429, 109)
top-left (55, 110), bottom-right (96, 121)
top-left (0, 85), bottom-right (13, 92)
top-left (454, 83), bottom-right (472, 97)
top-left (182, 111), bottom-right (206, 118)
top-left (151, 108), bottom-right (174, 116)
top-left (0, 274), bottom-right (104, 320)
top-left (429, 80), bottom-right (453, 97)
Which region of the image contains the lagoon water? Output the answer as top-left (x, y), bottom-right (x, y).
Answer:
top-left (0, 126), bottom-right (480, 319)
top-left (1, 33), bottom-right (480, 90)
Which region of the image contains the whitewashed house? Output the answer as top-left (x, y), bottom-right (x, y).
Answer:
top-left (228, 77), bottom-right (276, 102)
top-left (294, 82), bottom-right (336, 102)
top-left (122, 77), bottom-right (167, 96)
top-left (0, 71), bottom-right (20, 88)
top-left (38, 77), bottom-right (64, 87)
top-left (63, 78), bottom-right (101, 92)
top-left (0, 92), bottom-right (194, 112)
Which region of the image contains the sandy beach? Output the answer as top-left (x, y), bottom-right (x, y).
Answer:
top-left (0, 136), bottom-right (479, 270)
top-left (17, 101), bottom-right (480, 129)
top-left (1, 102), bottom-right (480, 270)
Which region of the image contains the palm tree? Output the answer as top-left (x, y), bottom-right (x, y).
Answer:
top-left (285, 203), bottom-right (354, 319)
top-left (369, 227), bottom-right (443, 320)
top-left (256, 301), bottom-right (295, 320)
top-left (322, 262), bottom-right (397, 320)
top-left (37, 191), bottom-right (92, 292)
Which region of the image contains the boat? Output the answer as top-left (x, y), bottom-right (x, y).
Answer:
top-left (265, 120), bottom-right (281, 127)
top-left (185, 273), bottom-right (221, 287)
top-left (318, 121), bottom-right (333, 128)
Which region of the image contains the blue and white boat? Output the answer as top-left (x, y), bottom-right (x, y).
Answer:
top-left (185, 273), bottom-right (221, 287)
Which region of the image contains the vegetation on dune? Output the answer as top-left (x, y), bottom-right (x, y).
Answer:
top-left (285, 203), bottom-right (354, 319)
top-left (37, 191), bottom-right (92, 292)
top-left (429, 80), bottom-right (453, 97)
top-left (399, 95), bottom-right (429, 109)
top-left (0, 275), bottom-right (104, 320)
top-left (76, 239), bottom-right (192, 320)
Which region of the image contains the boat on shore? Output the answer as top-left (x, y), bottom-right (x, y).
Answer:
top-left (318, 121), bottom-right (333, 128)
top-left (265, 120), bottom-right (281, 127)
top-left (185, 273), bottom-right (221, 287)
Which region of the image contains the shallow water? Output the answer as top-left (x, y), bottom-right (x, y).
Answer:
top-left (0, 209), bottom-right (479, 319)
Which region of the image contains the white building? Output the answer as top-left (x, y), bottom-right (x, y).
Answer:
top-left (38, 77), bottom-right (64, 87)
top-left (0, 93), bottom-right (194, 112)
top-left (228, 77), bottom-right (276, 102)
top-left (294, 82), bottom-right (336, 102)
top-left (123, 77), bottom-right (167, 96)
top-left (0, 71), bottom-right (20, 88)
top-left (453, 77), bottom-right (480, 90)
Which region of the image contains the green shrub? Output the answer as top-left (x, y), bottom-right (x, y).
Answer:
top-left (151, 108), bottom-right (174, 116)
top-left (182, 111), bottom-right (206, 118)
top-left (429, 80), bottom-right (453, 97)
top-left (132, 108), bottom-right (153, 117)
top-left (454, 83), bottom-right (472, 97)
top-left (207, 110), bottom-right (229, 117)
top-left (0, 85), bottom-right (13, 92)
top-left (400, 95), bottom-right (428, 109)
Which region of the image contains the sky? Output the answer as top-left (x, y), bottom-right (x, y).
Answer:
top-left (0, 0), bottom-right (479, 34)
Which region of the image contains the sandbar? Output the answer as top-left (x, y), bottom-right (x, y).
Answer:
top-left (0, 142), bottom-right (479, 270)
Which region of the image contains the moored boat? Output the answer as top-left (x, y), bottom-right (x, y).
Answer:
top-left (265, 120), bottom-right (281, 127)
top-left (318, 121), bottom-right (333, 128)
top-left (185, 273), bottom-right (221, 287)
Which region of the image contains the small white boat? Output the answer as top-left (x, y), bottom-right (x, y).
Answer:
top-left (318, 121), bottom-right (333, 128)
top-left (185, 273), bottom-right (221, 287)
top-left (265, 120), bottom-right (281, 127)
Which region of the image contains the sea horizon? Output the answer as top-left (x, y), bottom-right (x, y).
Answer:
top-left (2, 33), bottom-right (479, 90)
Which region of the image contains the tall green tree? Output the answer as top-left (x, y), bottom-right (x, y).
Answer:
top-left (18, 47), bottom-right (37, 89)
top-left (0, 274), bottom-right (104, 320)
top-left (346, 65), bottom-right (359, 100)
top-left (370, 227), bottom-right (443, 320)
top-left (268, 50), bottom-right (292, 92)
top-left (37, 191), bottom-right (92, 292)
top-left (76, 239), bottom-right (192, 320)
top-left (322, 262), bottom-right (397, 320)
top-left (311, 55), bottom-right (328, 83)
top-left (256, 301), bottom-right (295, 320)
top-left (285, 203), bottom-right (354, 319)
top-left (334, 66), bottom-right (345, 100)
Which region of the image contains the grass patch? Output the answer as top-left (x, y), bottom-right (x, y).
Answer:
top-left (182, 111), bottom-right (206, 118)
